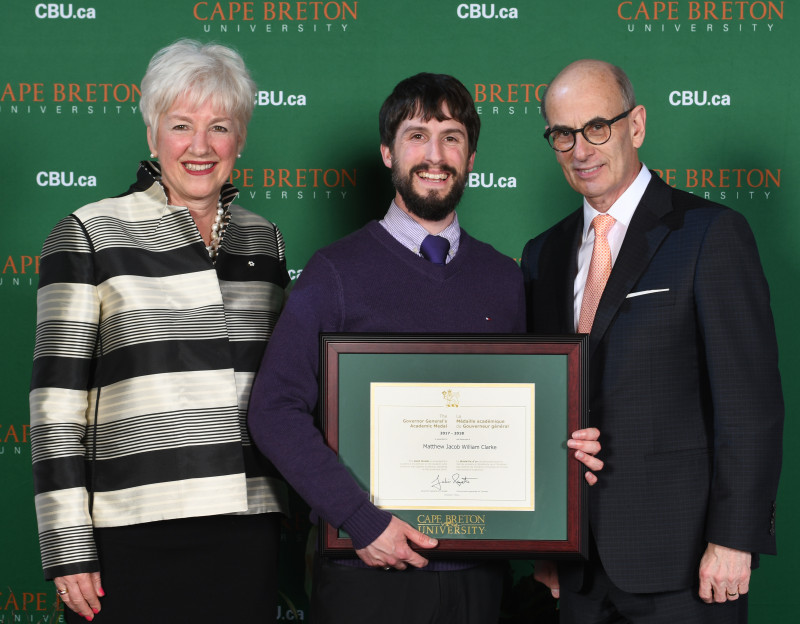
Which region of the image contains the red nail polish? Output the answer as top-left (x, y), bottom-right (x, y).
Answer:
top-left (93, 608), bottom-right (100, 614)
top-left (98, 587), bottom-right (106, 597)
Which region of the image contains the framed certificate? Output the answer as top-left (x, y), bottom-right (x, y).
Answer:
top-left (319, 333), bottom-right (588, 559)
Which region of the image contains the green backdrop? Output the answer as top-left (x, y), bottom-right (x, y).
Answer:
top-left (2, 1), bottom-right (795, 621)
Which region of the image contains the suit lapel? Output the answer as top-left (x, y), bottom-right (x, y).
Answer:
top-left (588, 175), bottom-right (674, 356)
top-left (546, 211), bottom-right (582, 333)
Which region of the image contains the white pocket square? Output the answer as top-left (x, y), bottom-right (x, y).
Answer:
top-left (626, 288), bottom-right (670, 299)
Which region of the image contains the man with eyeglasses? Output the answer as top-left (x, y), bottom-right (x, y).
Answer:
top-left (522, 59), bottom-right (783, 623)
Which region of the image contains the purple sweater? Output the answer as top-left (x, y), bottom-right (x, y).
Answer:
top-left (248, 220), bottom-right (525, 555)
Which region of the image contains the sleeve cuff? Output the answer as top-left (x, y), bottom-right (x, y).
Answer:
top-left (340, 499), bottom-right (393, 550)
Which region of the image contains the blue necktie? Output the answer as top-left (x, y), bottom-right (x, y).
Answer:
top-left (420, 234), bottom-right (450, 265)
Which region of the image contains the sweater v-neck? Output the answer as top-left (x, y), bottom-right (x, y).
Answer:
top-left (366, 220), bottom-right (468, 281)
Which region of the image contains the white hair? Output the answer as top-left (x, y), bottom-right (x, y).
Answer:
top-left (140, 39), bottom-right (256, 142)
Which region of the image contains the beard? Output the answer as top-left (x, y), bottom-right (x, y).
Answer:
top-left (392, 163), bottom-right (467, 222)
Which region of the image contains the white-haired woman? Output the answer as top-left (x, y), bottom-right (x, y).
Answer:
top-left (30, 39), bottom-right (289, 622)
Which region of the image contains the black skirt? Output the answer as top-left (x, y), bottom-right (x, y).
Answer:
top-left (66, 513), bottom-right (281, 623)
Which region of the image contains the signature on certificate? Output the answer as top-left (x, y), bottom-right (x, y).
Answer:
top-left (430, 473), bottom-right (476, 491)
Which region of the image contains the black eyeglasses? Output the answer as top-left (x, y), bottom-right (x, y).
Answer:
top-left (543, 108), bottom-right (634, 152)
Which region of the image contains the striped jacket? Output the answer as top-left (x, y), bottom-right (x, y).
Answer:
top-left (30, 162), bottom-right (289, 579)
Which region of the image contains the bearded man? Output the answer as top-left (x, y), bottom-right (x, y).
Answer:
top-left (248, 73), bottom-right (603, 624)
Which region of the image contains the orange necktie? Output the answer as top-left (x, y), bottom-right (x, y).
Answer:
top-left (578, 214), bottom-right (616, 333)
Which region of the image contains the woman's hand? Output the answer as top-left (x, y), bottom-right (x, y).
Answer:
top-left (54, 572), bottom-right (104, 621)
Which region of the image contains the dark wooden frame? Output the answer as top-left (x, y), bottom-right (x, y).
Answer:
top-left (319, 333), bottom-right (589, 559)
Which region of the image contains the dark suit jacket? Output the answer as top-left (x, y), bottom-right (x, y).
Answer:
top-left (521, 173), bottom-right (783, 594)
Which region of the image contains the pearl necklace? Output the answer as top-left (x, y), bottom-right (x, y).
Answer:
top-left (207, 200), bottom-right (230, 262)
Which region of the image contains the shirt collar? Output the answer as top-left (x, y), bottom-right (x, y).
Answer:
top-left (380, 200), bottom-right (461, 259)
top-left (582, 164), bottom-right (651, 239)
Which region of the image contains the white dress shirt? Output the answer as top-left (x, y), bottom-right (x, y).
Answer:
top-left (573, 166), bottom-right (652, 330)
top-left (379, 200), bottom-right (460, 263)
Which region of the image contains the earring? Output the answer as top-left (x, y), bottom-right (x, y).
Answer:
top-left (238, 153), bottom-right (242, 158)
top-left (150, 153), bottom-right (156, 158)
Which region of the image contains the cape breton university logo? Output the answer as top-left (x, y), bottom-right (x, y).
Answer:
top-left (0, 423), bottom-right (30, 458)
top-left (0, 82), bottom-right (140, 117)
top-left (0, 587), bottom-right (62, 623)
top-left (653, 167), bottom-right (781, 202)
top-left (1, 255), bottom-right (39, 289)
top-left (472, 81), bottom-right (546, 118)
top-left (230, 165), bottom-right (356, 201)
top-left (618, 1), bottom-right (784, 33)
top-left (417, 512), bottom-right (488, 536)
top-left (193, 1), bottom-right (359, 34)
